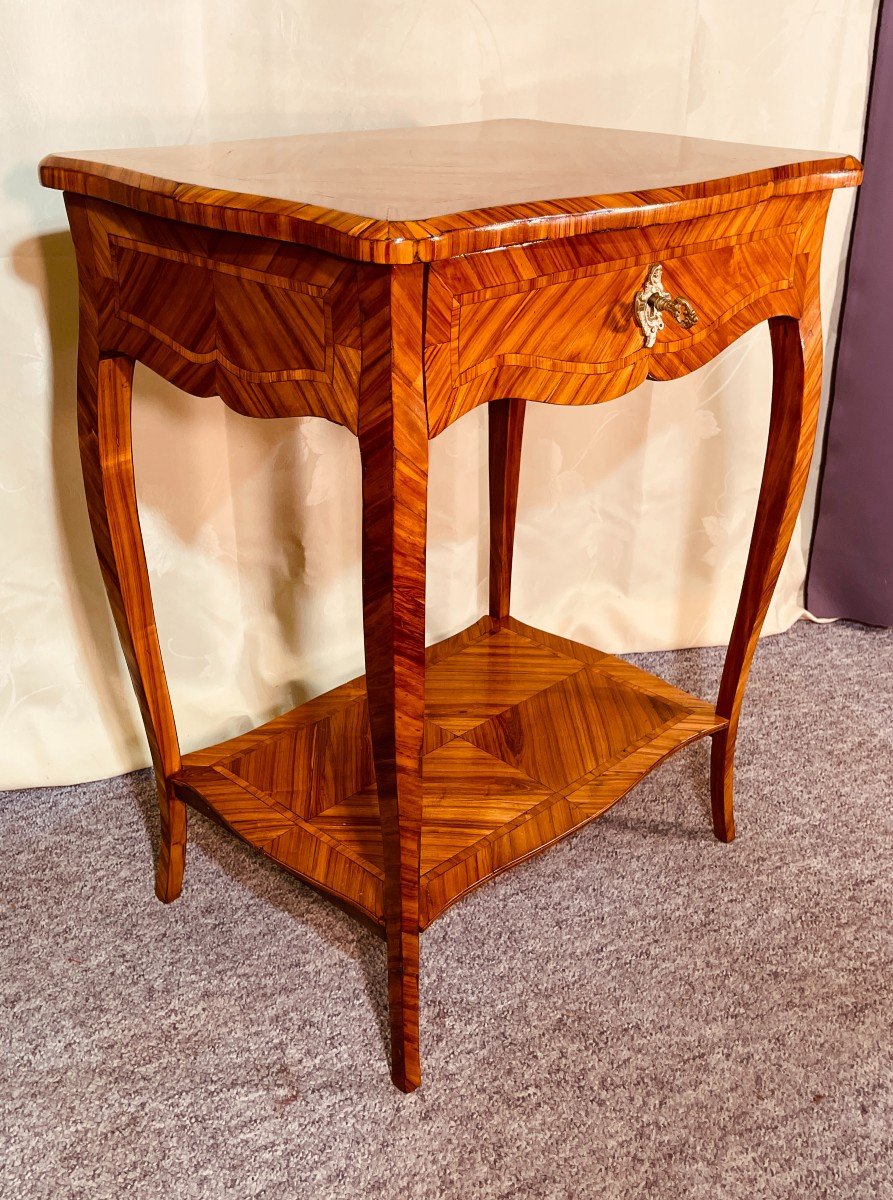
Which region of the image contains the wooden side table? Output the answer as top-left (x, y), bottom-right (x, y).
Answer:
top-left (40, 120), bottom-right (861, 1091)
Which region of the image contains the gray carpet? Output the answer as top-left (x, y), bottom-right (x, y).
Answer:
top-left (2, 619), bottom-right (891, 1200)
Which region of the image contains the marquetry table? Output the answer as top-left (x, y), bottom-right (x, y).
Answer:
top-left (41, 120), bottom-right (861, 1091)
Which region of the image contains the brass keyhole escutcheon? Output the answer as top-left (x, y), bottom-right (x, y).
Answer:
top-left (633, 263), bottom-right (699, 349)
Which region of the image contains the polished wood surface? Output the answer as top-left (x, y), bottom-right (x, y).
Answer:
top-left (40, 119), bottom-right (860, 263)
top-left (62, 197), bottom-right (362, 429)
top-left (488, 397), bottom-right (526, 619)
top-left (424, 192), bottom-right (827, 433)
top-left (66, 194), bottom-right (187, 903)
top-left (54, 188), bottom-right (836, 444)
top-left (43, 121), bottom-right (861, 1091)
top-left (710, 307), bottom-right (824, 840)
top-left (356, 263), bottom-right (428, 1091)
top-left (172, 615), bottom-right (725, 926)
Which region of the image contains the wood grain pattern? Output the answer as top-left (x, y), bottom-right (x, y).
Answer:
top-left (46, 122), bottom-right (860, 1092)
top-left (356, 263), bottom-right (428, 1092)
top-left (424, 193), bottom-right (828, 433)
top-left (41, 120), bottom-right (860, 264)
top-left (59, 189), bottom-right (838, 445)
top-left (66, 194), bottom-right (186, 903)
top-left (71, 197), bottom-right (362, 430)
top-left (171, 616), bottom-right (725, 929)
top-left (710, 305), bottom-right (825, 840)
top-left (705, 194), bottom-right (830, 841)
top-left (489, 397), bottom-right (526, 619)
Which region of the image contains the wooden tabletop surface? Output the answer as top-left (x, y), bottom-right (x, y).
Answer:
top-left (41, 119), bottom-right (861, 263)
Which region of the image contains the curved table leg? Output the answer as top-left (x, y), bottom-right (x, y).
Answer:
top-left (489, 398), bottom-right (526, 619)
top-left (711, 310), bottom-right (823, 841)
top-left (76, 346), bottom-right (185, 900)
top-left (68, 193), bottom-right (186, 901)
top-left (358, 265), bottom-right (428, 1092)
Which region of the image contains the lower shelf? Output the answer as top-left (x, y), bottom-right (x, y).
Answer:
top-left (172, 615), bottom-right (726, 928)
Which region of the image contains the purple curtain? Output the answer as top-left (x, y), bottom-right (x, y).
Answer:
top-left (807, 2), bottom-right (893, 627)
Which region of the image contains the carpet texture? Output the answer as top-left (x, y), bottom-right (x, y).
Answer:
top-left (1, 619), bottom-right (891, 1200)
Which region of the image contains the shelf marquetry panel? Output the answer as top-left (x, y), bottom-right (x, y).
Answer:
top-left (172, 617), bottom-right (725, 928)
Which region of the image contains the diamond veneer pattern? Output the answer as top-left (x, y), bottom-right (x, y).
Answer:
top-left (463, 667), bottom-right (682, 793)
top-left (288, 627), bottom-right (686, 875)
top-left (423, 627), bottom-right (584, 735)
top-left (181, 619), bottom-right (720, 926)
top-left (314, 739), bottom-right (555, 873)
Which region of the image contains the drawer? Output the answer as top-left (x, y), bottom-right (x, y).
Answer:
top-left (110, 236), bottom-right (335, 383)
top-left (424, 198), bottom-right (810, 435)
top-left (82, 197), bottom-right (363, 430)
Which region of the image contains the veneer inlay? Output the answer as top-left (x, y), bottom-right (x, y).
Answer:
top-left (41, 118), bottom-right (861, 1091)
top-left (172, 616), bottom-right (724, 930)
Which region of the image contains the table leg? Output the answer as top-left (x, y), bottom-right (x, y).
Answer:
top-left (76, 344), bottom-right (185, 900)
top-left (358, 265), bottom-right (428, 1092)
top-left (489, 398), bottom-right (526, 619)
top-left (711, 310), bottom-right (823, 841)
top-left (68, 192), bottom-right (186, 901)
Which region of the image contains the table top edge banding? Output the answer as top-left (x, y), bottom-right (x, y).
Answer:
top-left (39, 119), bottom-right (862, 263)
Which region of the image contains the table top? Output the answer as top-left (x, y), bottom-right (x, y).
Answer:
top-left (40, 119), bottom-right (861, 264)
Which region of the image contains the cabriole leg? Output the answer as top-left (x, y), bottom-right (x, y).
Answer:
top-left (68, 192), bottom-right (186, 900)
top-left (76, 347), bottom-right (186, 899)
top-left (711, 310), bottom-right (823, 841)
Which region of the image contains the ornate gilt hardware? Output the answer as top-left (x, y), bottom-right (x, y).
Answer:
top-left (633, 263), bottom-right (699, 349)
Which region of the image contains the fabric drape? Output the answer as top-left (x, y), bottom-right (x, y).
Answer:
top-left (0, 1), bottom-right (876, 787)
top-left (807, 0), bottom-right (893, 628)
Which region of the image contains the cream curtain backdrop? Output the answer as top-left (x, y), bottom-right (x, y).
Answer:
top-left (0, 0), bottom-right (876, 788)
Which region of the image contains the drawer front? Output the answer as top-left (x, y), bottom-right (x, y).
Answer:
top-left (455, 226), bottom-right (796, 380)
top-left (111, 238), bottom-right (333, 382)
top-left (425, 196), bottom-right (819, 435)
top-left (82, 198), bottom-right (362, 430)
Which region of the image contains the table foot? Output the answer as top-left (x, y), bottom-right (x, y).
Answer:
top-left (154, 782), bottom-right (187, 902)
top-left (387, 927), bottom-right (421, 1092)
top-left (709, 729), bottom-right (736, 843)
